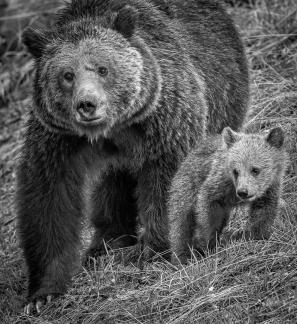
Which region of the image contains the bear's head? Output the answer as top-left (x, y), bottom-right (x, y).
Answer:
top-left (23, 3), bottom-right (161, 139)
top-left (222, 126), bottom-right (286, 201)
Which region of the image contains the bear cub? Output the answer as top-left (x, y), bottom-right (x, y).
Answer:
top-left (169, 127), bottom-right (288, 264)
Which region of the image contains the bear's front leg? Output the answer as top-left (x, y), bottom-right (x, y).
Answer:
top-left (85, 170), bottom-right (138, 261)
top-left (134, 157), bottom-right (177, 260)
top-left (16, 117), bottom-right (87, 314)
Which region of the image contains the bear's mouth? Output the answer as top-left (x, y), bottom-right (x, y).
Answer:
top-left (76, 118), bottom-right (106, 126)
top-left (73, 116), bottom-right (112, 140)
top-left (236, 195), bottom-right (257, 203)
top-left (74, 111), bottom-right (108, 126)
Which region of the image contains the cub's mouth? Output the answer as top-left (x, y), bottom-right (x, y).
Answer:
top-left (236, 195), bottom-right (257, 203)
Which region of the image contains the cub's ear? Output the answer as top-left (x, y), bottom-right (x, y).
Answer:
top-left (22, 27), bottom-right (48, 58)
top-left (113, 5), bottom-right (138, 38)
top-left (222, 127), bottom-right (241, 148)
top-left (265, 127), bottom-right (284, 149)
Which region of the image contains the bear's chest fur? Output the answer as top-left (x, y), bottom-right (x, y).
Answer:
top-left (89, 125), bottom-right (147, 172)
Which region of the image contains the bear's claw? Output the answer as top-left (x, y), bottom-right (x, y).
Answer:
top-left (24, 295), bottom-right (54, 315)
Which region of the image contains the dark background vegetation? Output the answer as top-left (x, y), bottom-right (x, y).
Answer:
top-left (0, 0), bottom-right (297, 323)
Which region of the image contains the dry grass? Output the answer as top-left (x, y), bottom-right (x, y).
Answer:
top-left (1, 0), bottom-right (297, 323)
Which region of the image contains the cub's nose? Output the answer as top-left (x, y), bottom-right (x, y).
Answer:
top-left (76, 97), bottom-right (97, 120)
top-left (236, 189), bottom-right (249, 199)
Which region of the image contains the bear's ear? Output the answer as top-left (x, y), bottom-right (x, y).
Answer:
top-left (113, 5), bottom-right (138, 38)
top-left (22, 27), bottom-right (48, 58)
top-left (222, 127), bottom-right (241, 148)
top-left (265, 127), bottom-right (284, 149)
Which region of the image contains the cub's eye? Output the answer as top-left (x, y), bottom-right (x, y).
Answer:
top-left (233, 169), bottom-right (239, 178)
top-left (98, 66), bottom-right (108, 77)
top-left (63, 72), bottom-right (75, 82)
top-left (251, 167), bottom-right (260, 176)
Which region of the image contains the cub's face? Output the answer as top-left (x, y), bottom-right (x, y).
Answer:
top-left (22, 5), bottom-right (155, 140)
top-left (222, 127), bottom-right (285, 202)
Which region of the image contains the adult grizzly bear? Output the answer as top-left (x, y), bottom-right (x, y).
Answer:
top-left (18, 0), bottom-right (249, 312)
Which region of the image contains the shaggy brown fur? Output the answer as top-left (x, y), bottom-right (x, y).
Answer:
top-left (17, 0), bottom-right (248, 312)
top-left (169, 127), bottom-right (288, 264)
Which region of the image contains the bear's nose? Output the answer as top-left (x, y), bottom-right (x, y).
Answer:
top-left (236, 189), bottom-right (249, 199)
top-left (76, 99), bottom-right (97, 119)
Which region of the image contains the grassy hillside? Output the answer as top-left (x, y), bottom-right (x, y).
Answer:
top-left (0, 0), bottom-right (296, 323)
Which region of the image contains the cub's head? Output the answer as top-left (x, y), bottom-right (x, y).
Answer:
top-left (222, 126), bottom-right (286, 201)
top-left (23, 3), bottom-right (161, 139)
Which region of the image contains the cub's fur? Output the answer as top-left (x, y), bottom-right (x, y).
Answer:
top-left (169, 127), bottom-right (288, 264)
top-left (17, 0), bottom-right (249, 310)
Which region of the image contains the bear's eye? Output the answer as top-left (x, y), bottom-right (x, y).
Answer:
top-left (63, 72), bottom-right (75, 82)
top-left (251, 167), bottom-right (260, 176)
top-left (98, 66), bottom-right (108, 77)
top-left (233, 169), bottom-right (239, 178)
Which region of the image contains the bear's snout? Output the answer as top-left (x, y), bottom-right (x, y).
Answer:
top-left (76, 95), bottom-right (98, 118)
top-left (74, 93), bottom-right (107, 125)
top-left (236, 188), bottom-right (255, 201)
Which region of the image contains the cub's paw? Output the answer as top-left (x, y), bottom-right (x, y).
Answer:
top-left (24, 293), bottom-right (59, 315)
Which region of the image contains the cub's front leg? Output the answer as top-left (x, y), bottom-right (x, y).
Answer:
top-left (16, 117), bottom-right (88, 314)
top-left (194, 186), bottom-right (231, 254)
top-left (247, 183), bottom-right (281, 240)
top-left (168, 173), bottom-right (197, 265)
